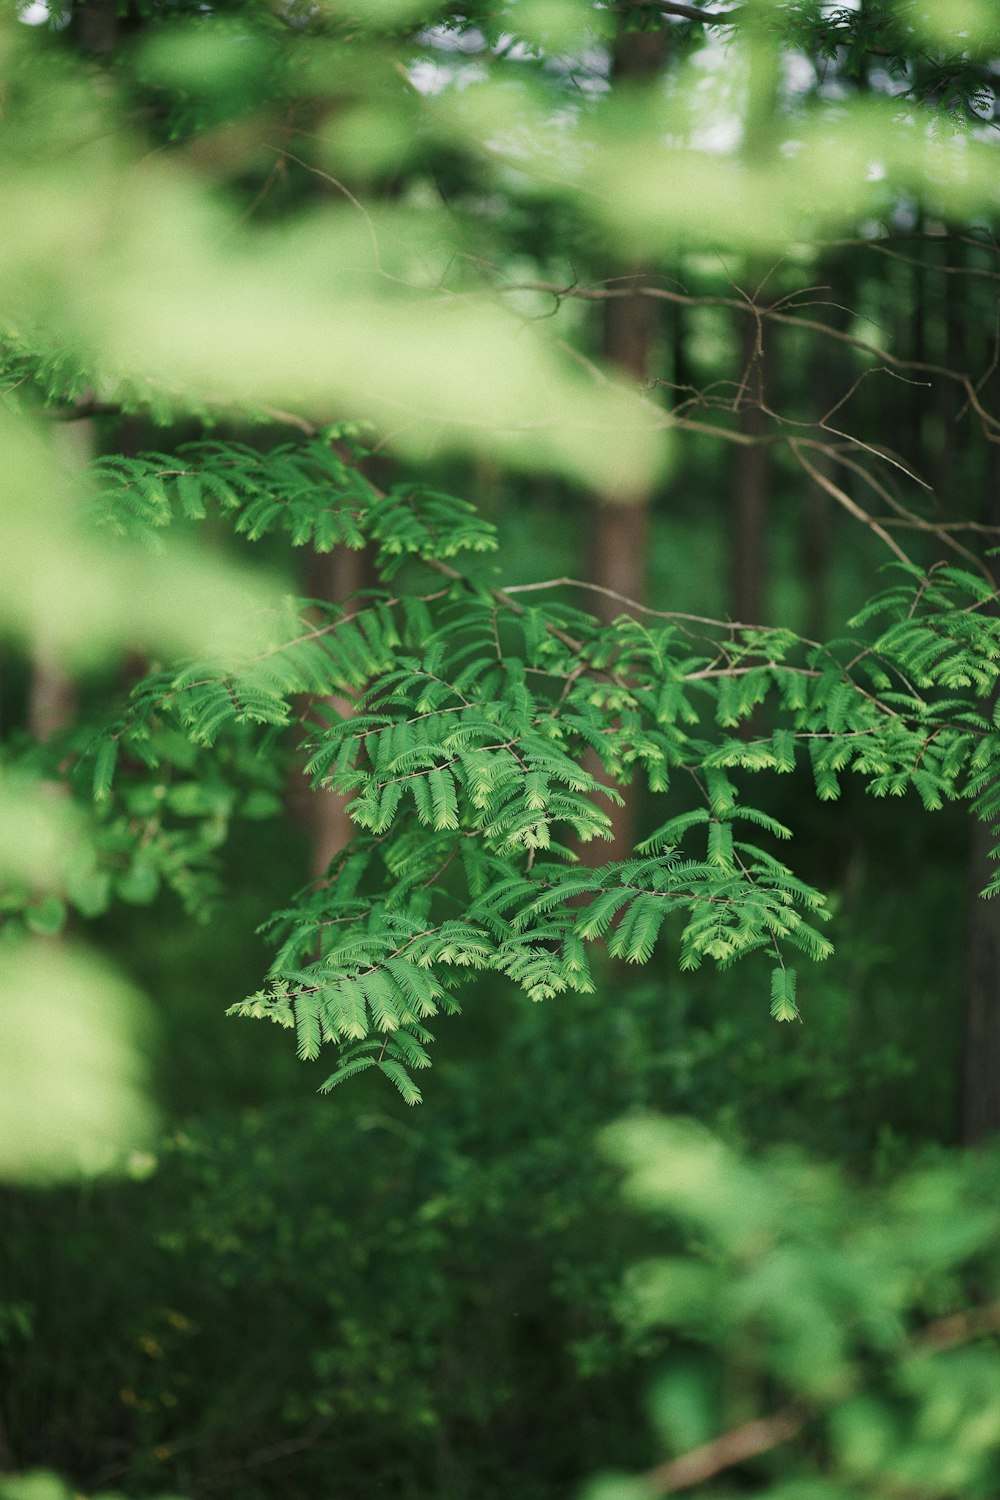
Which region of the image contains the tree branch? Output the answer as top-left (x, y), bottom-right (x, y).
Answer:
top-left (502, 577), bottom-right (785, 635)
top-left (641, 1298), bottom-right (1000, 1494)
top-left (789, 441), bottom-right (912, 566)
top-left (644, 1406), bottom-right (804, 1493)
top-left (655, 0), bottom-right (740, 21)
top-left (613, 0), bottom-right (741, 21)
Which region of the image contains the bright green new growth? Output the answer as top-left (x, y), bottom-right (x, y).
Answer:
top-left (73, 433), bottom-right (1000, 1103)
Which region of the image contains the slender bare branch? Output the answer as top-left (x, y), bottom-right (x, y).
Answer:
top-left (789, 441), bottom-right (912, 565)
top-left (611, 0), bottom-right (740, 20)
top-left (643, 1298), bottom-right (1000, 1494)
top-left (644, 1408), bottom-right (804, 1493)
top-left (502, 578), bottom-right (789, 635)
top-left (656, 1), bottom-right (740, 23)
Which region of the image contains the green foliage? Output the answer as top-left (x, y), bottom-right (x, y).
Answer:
top-left (88, 434), bottom-right (498, 572)
top-left (0, 1050), bottom-right (666, 1500)
top-left (587, 1116), bottom-right (1000, 1498)
top-left (0, 952), bottom-right (987, 1499)
top-left (1, 0), bottom-right (1000, 1123)
top-left (0, 770), bottom-right (975, 1496)
top-left (3, 2), bottom-right (1000, 1496)
top-left (0, 1473), bottom-right (182, 1500)
top-left (3, 387), bottom-right (989, 1104)
top-left (0, 716), bottom-right (287, 943)
top-left (68, 433), bottom-right (1000, 1100)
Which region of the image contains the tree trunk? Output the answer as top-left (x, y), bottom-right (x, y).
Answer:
top-left (586, 26), bottom-right (663, 629)
top-left (728, 9), bottom-right (781, 630)
top-left (292, 545), bottom-right (373, 880)
top-left (731, 311), bottom-right (771, 627)
top-left (28, 421), bottom-right (94, 745)
top-left (939, 229), bottom-right (966, 503)
top-left (72, 0), bottom-right (118, 54)
top-left (579, 22), bottom-right (665, 861)
top-left (962, 816), bottom-right (1000, 1143)
top-left (910, 217), bottom-right (927, 455)
top-left (799, 256), bottom-right (854, 642)
top-left (26, 644), bottom-right (76, 747)
top-left (960, 302), bottom-right (1000, 1143)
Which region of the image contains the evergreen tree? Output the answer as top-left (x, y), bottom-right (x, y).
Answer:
top-left (2, 0), bottom-right (1000, 1134)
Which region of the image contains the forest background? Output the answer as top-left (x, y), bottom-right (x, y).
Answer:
top-left (5, 1), bottom-right (1000, 1497)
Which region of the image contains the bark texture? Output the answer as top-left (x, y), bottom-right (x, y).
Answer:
top-left (28, 421), bottom-right (94, 746)
top-left (730, 311), bottom-right (771, 628)
top-left (962, 814), bottom-right (1000, 1143)
top-left (578, 24), bottom-right (665, 862)
top-left (960, 327), bottom-right (1000, 1143)
top-left (295, 546), bottom-right (373, 879)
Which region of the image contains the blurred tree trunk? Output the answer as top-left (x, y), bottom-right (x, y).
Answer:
top-left (910, 217), bottom-right (928, 455)
top-left (586, 23), bottom-right (664, 625)
top-left (939, 230), bottom-right (966, 502)
top-left (27, 640), bottom-right (76, 747)
top-left (28, 421), bottom-right (95, 745)
top-left (729, 15), bottom-right (780, 631)
top-left (731, 310), bottom-right (771, 627)
top-left (799, 447), bottom-right (831, 643)
top-left (291, 545), bottom-right (374, 880)
top-left (31, 0), bottom-right (118, 735)
top-left (798, 256), bottom-right (856, 642)
top-left (963, 810), bottom-right (1000, 1143)
top-left (588, 278), bottom-right (659, 618)
top-left (580, 22), bottom-right (664, 862)
top-left (29, 0), bottom-right (120, 747)
top-left (960, 292), bottom-right (1000, 1144)
top-left (72, 0), bottom-right (118, 53)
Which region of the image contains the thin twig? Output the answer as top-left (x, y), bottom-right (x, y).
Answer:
top-left (789, 441), bottom-right (912, 565)
top-left (645, 1407), bottom-right (805, 1493)
top-left (611, 0), bottom-right (741, 21)
top-left (502, 577), bottom-right (787, 635)
top-left (643, 1297), bottom-right (1000, 1494)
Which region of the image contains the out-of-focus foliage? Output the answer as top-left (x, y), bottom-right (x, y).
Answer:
top-left (0, 409), bottom-right (277, 669)
top-left (0, 941), bottom-right (155, 1182)
top-left (1, 948), bottom-right (994, 1499)
top-left (4, 0), bottom-right (997, 1135)
top-left (0, 0), bottom-right (997, 1121)
top-left (587, 1116), bottom-right (1000, 1499)
top-left (0, 1471), bottom-right (182, 1500)
top-left (0, 646), bottom-right (980, 1493)
top-left (2, 0), bottom-right (1000, 1495)
top-left (86, 436), bottom-right (1000, 1101)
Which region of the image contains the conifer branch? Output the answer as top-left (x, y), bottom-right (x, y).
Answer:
top-left (63, 422), bottom-right (1000, 1100)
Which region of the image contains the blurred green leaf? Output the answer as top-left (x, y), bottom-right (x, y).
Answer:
top-left (0, 941), bottom-right (156, 1183)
